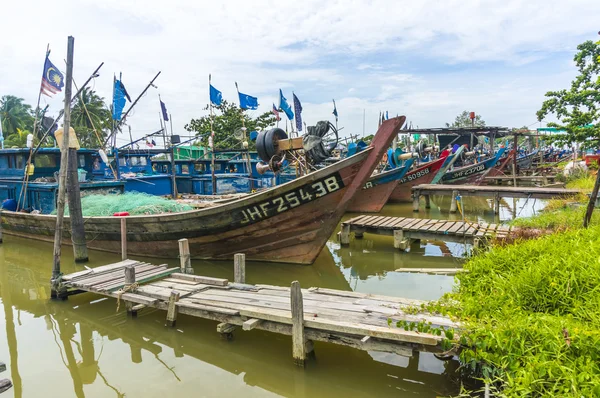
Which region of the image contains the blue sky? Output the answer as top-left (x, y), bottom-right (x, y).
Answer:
top-left (0, 0), bottom-right (598, 146)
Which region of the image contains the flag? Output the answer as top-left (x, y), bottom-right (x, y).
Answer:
top-left (151, 139), bottom-right (157, 146)
top-left (385, 111), bottom-right (389, 120)
top-left (332, 99), bottom-right (338, 120)
top-left (112, 79), bottom-right (130, 121)
top-left (41, 116), bottom-right (58, 138)
top-left (146, 140), bottom-right (154, 148)
top-left (210, 84), bottom-right (222, 106)
top-left (40, 56), bottom-right (64, 97)
top-left (293, 93), bottom-right (303, 132)
top-left (279, 89), bottom-right (294, 120)
top-left (235, 82), bottom-right (258, 110)
top-left (160, 99), bottom-right (169, 121)
top-left (272, 103), bottom-right (280, 121)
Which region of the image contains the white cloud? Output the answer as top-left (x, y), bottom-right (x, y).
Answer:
top-left (0, 0), bottom-right (597, 145)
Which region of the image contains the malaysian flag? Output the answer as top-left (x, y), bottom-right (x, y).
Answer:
top-left (271, 103), bottom-right (280, 121)
top-left (40, 54), bottom-right (64, 97)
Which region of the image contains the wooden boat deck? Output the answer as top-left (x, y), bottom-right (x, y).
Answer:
top-left (61, 260), bottom-right (458, 361)
top-left (340, 215), bottom-right (513, 248)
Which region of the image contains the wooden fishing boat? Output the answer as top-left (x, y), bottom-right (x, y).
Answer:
top-left (388, 155), bottom-right (448, 203)
top-left (346, 158), bottom-right (413, 212)
top-left (441, 147), bottom-right (506, 185)
top-left (1, 117), bottom-right (406, 265)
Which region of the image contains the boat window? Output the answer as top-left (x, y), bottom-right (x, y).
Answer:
top-left (130, 157), bottom-right (139, 166)
top-left (15, 155), bottom-right (24, 170)
top-left (139, 157), bottom-right (147, 166)
top-left (181, 164), bottom-right (189, 174)
top-left (118, 157), bottom-right (127, 167)
top-left (194, 163), bottom-right (205, 173)
top-left (34, 154), bottom-right (58, 168)
top-left (7, 155), bottom-right (13, 169)
top-left (79, 154), bottom-right (86, 168)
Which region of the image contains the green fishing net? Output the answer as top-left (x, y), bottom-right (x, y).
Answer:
top-left (57, 192), bottom-right (193, 216)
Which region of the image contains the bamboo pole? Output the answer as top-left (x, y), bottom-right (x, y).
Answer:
top-left (51, 36), bottom-right (75, 299)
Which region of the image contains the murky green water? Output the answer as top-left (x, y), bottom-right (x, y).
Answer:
top-left (0, 197), bottom-right (544, 397)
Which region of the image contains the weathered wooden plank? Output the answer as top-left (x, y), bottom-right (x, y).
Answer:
top-left (242, 318), bottom-right (262, 331)
top-left (436, 221), bottom-right (455, 233)
top-left (62, 259), bottom-right (140, 281)
top-left (86, 265), bottom-right (166, 290)
top-left (447, 222), bottom-right (465, 234)
top-left (395, 217), bottom-right (417, 229)
top-left (387, 217), bottom-right (407, 228)
top-left (381, 217), bottom-right (402, 228)
top-left (170, 273), bottom-right (228, 286)
top-left (344, 215), bottom-right (367, 225)
top-left (409, 219), bottom-right (430, 231)
top-left (71, 263), bottom-right (156, 287)
top-left (176, 300), bottom-right (240, 316)
top-left (308, 287), bottom-right (427, 306)
top-left (401, 218), bottom-right (421, 230)
top-left (161, 277), bottom-right (202, 286)
top-left (427, 221), bottom-right (448, 233)
top-left (355, 215), bottom-right (378, 226)
top-left (371, 217), bottom-right (391, 227)
top-left (106, 268), bottom-right (179, 292)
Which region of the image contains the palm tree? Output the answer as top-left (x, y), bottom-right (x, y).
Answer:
top-left (71, 88), bottom-right (111, 148)
top-left (0, 96), bottom-right (34, 136)
top-left (4, 128), bottom-right (30, 148)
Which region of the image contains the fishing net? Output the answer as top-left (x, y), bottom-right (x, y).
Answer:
top-left (57, 192), bottom-right (193, 216)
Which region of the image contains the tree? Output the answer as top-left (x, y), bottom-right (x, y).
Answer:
top-left (70, 88), bottom-right (112, 148)
top-left (185, 100), bottom-right (277, 150)
top-left (537, 39), bottom-right (600, 228)
top-left (4, 128), bottom-right (31, 148)
top-left (446, 111), bottom-right (486, 128)
top-left (0, 96), bottom-right (34, 137)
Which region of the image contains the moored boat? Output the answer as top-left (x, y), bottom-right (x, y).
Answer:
top-left (441, 147), bottom-right (507, 185)
top-left (388, 155), bottom-right (448, 203)
top-left (1, 117), bottom-right (405, 264)
top-left (347, 158), bottom-right (414, 212)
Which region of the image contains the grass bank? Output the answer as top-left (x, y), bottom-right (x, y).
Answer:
top-left (445, 226), bottom-right (600, 396)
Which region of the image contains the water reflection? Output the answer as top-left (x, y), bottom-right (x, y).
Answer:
top-left (0, 196), bottom-right (547, 397)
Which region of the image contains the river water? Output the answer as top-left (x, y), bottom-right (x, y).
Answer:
top-left (0, 197), bottom-right (545, 397)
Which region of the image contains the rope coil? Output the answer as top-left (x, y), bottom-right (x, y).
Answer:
top-left (116, 282), bottom-right (139, 312)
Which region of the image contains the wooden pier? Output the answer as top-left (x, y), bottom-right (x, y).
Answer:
top-left (485, 175), bottom-right (558, 185)
top-left (339, 215), bottom-right (512, 249)
top-left (58, 256), bottom-right (459, 366)
top-left (411, 184), bottom-right (581, 213)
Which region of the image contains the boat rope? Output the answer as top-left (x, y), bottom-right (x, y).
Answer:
top-left (116, 282), bottom-right (139, 312)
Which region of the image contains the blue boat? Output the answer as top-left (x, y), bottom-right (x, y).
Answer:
top-left (0, 148), bottom-right (124, 214)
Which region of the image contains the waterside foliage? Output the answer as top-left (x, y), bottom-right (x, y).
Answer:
top-left (443, 226), bottom-right (600, 396)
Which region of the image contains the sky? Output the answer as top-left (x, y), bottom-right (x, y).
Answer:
top-left (1, 0), bottom-right (599, 147)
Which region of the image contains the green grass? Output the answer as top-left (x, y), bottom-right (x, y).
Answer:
top-left (566, 173), bottom-right (596, 191)
top-left (444, 226), bottom-right (600, 396)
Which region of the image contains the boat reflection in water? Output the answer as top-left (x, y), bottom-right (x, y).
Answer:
top-left (0, 235), bottom-right (461, 397)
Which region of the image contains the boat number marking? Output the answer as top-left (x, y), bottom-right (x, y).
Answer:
top-left (449, 164), bottom-right (485, 179)
top-left (398, 167), bottom-right (430, 184)
top-left (237, 173), bottom-right (344, 225)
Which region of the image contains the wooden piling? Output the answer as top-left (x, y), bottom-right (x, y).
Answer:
top-left (449, 190), bottom-right (458, 213)
top-left (340, 224), bottom-right (350, 245)
top-left (291, 280), bottom-right (307, 367)
top-left (124, 264), bottom-right (136, 316)
top-left (234, 253), bottom-right (245, 283)
top-left (178, 238), bottom-right (193, 274)
top-left (412, 191), bottom-right (420, 212)
top-left (393, 230), bottom-right (409, 251)
top-left (424, 195), bottom-right (431, 209)
top-left (166, 290), bottom-right (180, 327)
top-left (120, 218), bottom-right (127, 261)
top-left (67, 146), bottom-right (88, 263)
top-left (51, 36), bottom-right (75, 300)
top-left (494, 194), bottom-right (501, 215)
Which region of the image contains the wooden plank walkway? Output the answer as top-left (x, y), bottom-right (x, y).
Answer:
top-left (60, 259), bottom-right (459, 364)
top-left (485, 175), bottom-right (557, 185)
top-left (339, 215), bottom-right (512, 249)
top-left (411, 184), bottom-right (581, 213)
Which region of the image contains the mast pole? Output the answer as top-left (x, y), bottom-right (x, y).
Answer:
top-left (210, 75), bottom-right (216, 195)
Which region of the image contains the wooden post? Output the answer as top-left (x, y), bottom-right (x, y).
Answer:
top-left (124, 264), bottom-right (136, 316)
top-left (120, 217), bottom-right (127, 261)
top-left (51, 36), bottom-right (75, 300)
top-left (412, 191), bottom-right (420, 212)
top-left (424, 195), bottom-right (431, 209)
top-left (178, 238), bottom-right (193, 274)
top-left (511, 161), bottom-right (517, 187)
top-left (234, 253), bottom-right (245, 283)
top-left (166, 290), bottom-right (180, 327)
top-left (340, 224), bottom-right (350, 245)
top-left (291, 281), bottom-right (307, 367)
top-left (494, 194), bottom-right (501, 215)
top-left (67, 146), bottom-right (88, 262)
top-left (583, 165), bottom-right (600, 228)
top-left (449, 190), bottom-right (458, 213)
top-left (393, 229), bottom-right (409, 251)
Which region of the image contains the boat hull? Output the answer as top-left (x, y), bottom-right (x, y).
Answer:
top-left (442, 148), bottom-right (506, 185)
top-left (346, 163), bottom-right (411, 213)
top-left (389, 157), bottom-right (446, 203)
top-left (2, 117), bottom-right (406, 264)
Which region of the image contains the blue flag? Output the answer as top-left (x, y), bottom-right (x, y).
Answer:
top-left (279, 89), bottom-right (294, 120)
top-left (385, 111), bottom-right (389, 120)
top-left (112, 80), bottom-right (130, 121)
top-left (293, 93), bottom-right (303, 132)
top-left (238, 91), bottom-right (258, 110)
top-left (160, 100), bottom-right (169, 121)
top-left (41, 56), bottom-right (64, 97)
top-left (210, 84), bottom-right (222, 106)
